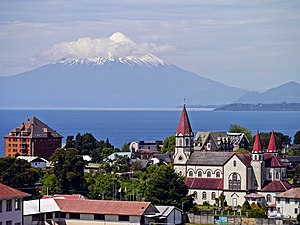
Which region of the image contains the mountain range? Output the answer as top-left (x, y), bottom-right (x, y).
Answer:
top-left (0, 54), bottom-right (247, 108)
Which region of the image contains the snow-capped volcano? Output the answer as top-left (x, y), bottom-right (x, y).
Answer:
top-left (56, 53), bottom-right (169, 67)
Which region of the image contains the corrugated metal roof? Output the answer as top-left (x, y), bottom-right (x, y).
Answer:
top-left (275, 188), bottom-right (300, 199)
top-left (0, 183), bottom-right (30, 199)
top-left (188, 152), bottom-right (234, 165)
top-left (55, 199), bottom-right (152, 216)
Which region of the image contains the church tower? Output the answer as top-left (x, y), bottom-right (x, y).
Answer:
top-left (267, 130), bottom-right (278, 156)
top-left (251, 131), bottom-right (265, 190)
top-left (173, 104), bottom-right (194, 176)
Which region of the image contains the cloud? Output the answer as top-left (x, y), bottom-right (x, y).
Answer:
top-left (43, 32), bottom-right (176, 61)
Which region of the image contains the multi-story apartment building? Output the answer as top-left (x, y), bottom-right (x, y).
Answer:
top-left (4, 116), bottom-right (62, 159)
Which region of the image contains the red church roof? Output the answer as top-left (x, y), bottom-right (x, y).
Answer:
top-left (185, 178), bottom-right (223, 190)
top-left (261, 180), bottom-right (292, 192)
top-left (267, 130), bottom-right (277, 152)
top-left (176, 105), bottom-right (193, 136)
top-left (252, 131), bottom-right (263, 153)
top-left (264, 153), bottom-right (285, 167)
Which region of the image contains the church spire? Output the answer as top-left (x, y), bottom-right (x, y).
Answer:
top-left (252, 130), bottom-right (263, 153)
top-left (176, 104), bottom-right (193, 136)
top-left (267, 130), bottom-right (277, 153)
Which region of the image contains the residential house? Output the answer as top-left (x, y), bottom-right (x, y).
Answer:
top-left (274, 188), bottom-right (300, 219)
top-left (17, 156), bottom-right (48, 170)
top-left (0, 183), bottom-right (30, 225)
top-left (129, 141), bottom-right (163, 152)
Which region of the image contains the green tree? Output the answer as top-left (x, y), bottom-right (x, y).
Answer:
top-left (49, 148), bottom-right (87, 194)
top-left (259, 132), bottom-right (291, 150)
top-left (0, 157), bottom-right (41, 189)
top-left (242, 199), bottom-right (251, 211)
top-left (293, 164), bottom-right (300, 187)
top-left (88, 173), bottom-right (118, 200)
top-left (234, 148), bottom-right (249, 153)
top-left (297, 213), bottom-right (300, 223)
top-left (229, 124), bottom-right (253, 145)
top-left (40, 171), bottom-right (58, 195)
top-left (162, 136), bottom-right (175, 153)
top-left (294, 130), bottom-right (300, 144)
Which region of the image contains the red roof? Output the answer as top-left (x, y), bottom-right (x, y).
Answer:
top-left (0, 183), bottom-right (30, 199)
top-left (55, 199), bottom-right (153, 216)
top-left (235, 153), bottom-right (252, 167)
top-left (267, 131), bottom-right (277, 152)
top-left (42, 194), bottom-right (87, 200)
top-left (252, 131), bottom-right (263, 153)
top-left (176, 105), bottom-right (193, 136)
top-left (275, 188), bottom-right (300, 199)
top-left (264, 153), bottom-right (285, 167)
top-left (261, 180), bottom-right (293, 192)
top-left (185, 178), bottom-right (223, 190)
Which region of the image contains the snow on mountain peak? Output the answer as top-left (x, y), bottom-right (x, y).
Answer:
top-left (109, 32), bottom-right (135, 45)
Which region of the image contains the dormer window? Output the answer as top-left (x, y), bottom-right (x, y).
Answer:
top-left (233, 160), bottom-right (236, 167)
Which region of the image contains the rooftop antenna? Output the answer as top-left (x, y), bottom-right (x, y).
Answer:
top-left (183, 98), bottom-right (186, 105)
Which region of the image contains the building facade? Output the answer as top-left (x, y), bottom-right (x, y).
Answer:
top-left (274, 188), bottom-right (300, 219)
top-left (4, 116), bottom-right (62, 159)
top-left (0, 183), bottom-right (30, 225)
top-left (173, 105), bottom-right (292, 207)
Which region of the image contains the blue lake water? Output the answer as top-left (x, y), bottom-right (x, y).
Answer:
top-left (0, 109), bottom-right (299, 156)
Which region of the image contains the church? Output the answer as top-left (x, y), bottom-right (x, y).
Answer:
top-left (173, 105), bottom-right (292, 207)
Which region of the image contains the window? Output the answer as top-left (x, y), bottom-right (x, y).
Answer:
top-left (207, 143), bottom-right (211, 150)
top-left (193, 191), bottom-right (198, 199)
top-left (233, 160), bottom-right (236, 167)
top-left (188, 171), bottom-right (193, 177)
top-left (277, 198), bottom-right (280, 204)
top-left (216, 171), bottom-right (220, 177)
top-left (202, 192), bottom-right (207, 200)
top-left (276, 173), bottom-right (279, 179)
top-left (186, 138), bottom-right (189, 146)
top-left (119, 215), bottom-right (129, 221)
top-left (178, 156), bottom-right (183, 161)
top-left (15, 199), bottom-right (21, 210)
top-left (266, 194), bottom-right (271, 203)
top-left (94, 214), bottom-right (105, 220)
top-left (229, 173), bottom-right (241, 190)
top-left (0, 200), bottom-right (2, 212)
top-left (70, 213), bottom-right (80, 219)
top-left (46, 212), bottom-right (53, 219)
top-left (211, 192), bottom-right (216, 200)
top-left (255, 155), bottom-right (257, 161)
top-left (269, 172), bottom-right (272, 179)
top-left (6, 221), bottom-right (12, 225)
top-left (179, 138), bottom-right (182, 146)
top-left (295, 208), bottom-right (298, 215)
top-left (15, 223), bottom-right (21, 225)
top-left (198, 171), bottom-right (202, 177)
top-left (6, 200), bottom-right (12, 212)
top-left (207, 171), bottom-right (211, 177)
top-left (285, 198), bottom-right (290, 204)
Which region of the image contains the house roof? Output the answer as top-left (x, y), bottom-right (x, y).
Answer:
top-left (24, 198), bottom-right (61, 215)
top-left (17, 156), bottom-right (48, 163)
top-left (185, 178), bottom-right (223, 190)
top-left (42, 194), bottom-right (87, 200)
top-left (176, 105), bottom-right (193, 136)
top-left (0, 183), bottom-right (30, 199)
top-left (188, 152), bottom-right (234, 166)
top-left (264, 153), bottom-right (285, 167)
top-left (275, 188), bottom-right (300, 199)
top-left (5, 116), bottom-right (62, 139)
top-left (235, 153), bottom-right (252, 167)
top-left (156, 206), bottom-right (180, 217)
top-left (267, 131), bottom-right (277, 153)
top-left (244, 193), bottom-right (264, 198)
top-left (261, 180), bottom-right (293, 192)
top-left (55, 199), bottom-right (154, 216)
top-left (252, 131), bottom-right (263, 153)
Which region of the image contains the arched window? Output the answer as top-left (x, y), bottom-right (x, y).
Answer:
top-left (202, 192), bottom-right (207, 200)
top-left (233, 160), bottom-right (236, 167)
top-left (229, 172), bottom-right (241, 190)
top-left (198, 171), bottom-right (202, 177)
top-left (207, 171), bottom-right (211, 177)
top-left (194, 191), bottom-right (197, 199)
top-left (269, 172), bottom-right (272, 179)
top-left (179, 171), bottom-right (182, 175)
top-left (216, 171), bottom-right (220, 177)
top-left (276, 172), bottom-right (279, 179)
top-left (188, 171), bottom-right (193, 177)
top-left (211, 192), bottom-right (216, 200)
top-left (266, 194), bottom-right (271, 202)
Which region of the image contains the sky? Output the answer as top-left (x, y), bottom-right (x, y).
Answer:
top-left (0, 0), bottom-right (299, 91)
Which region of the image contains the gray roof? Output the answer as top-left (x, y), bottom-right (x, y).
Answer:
top-left (6, 116), bottom-right (62, 139)
top-left (24, 198), bottom-right (60, 215)
top-left (187, 151), bottom-right (234, 166)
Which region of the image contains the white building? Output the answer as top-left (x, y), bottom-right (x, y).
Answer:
top-left (17, 156), bottom-right (48, 170)
top-left (173, 105), bottom-right (292, 207)
top-left (156, 206), bottom-right (183, 225)
top-left (0, 183), bottom-right (30, 225)
top-left (275, 188), bottom-right (300, 219)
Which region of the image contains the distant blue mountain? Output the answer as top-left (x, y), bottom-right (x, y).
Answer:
top-left (0, 55), bottom-right (246, 108)
top-left (237, 81), bottom-right (300, 104)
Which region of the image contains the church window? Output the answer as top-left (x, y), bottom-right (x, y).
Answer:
top-left (178, 156), bottom-right (183, 161)
top-left (186, 138), bottom-right (189, 146)
top-left (202, 192), bottom-right (207, 200)
top-left (207, 143), bottom-right (211, 150)
top-left (188, 171), bottom-right (193, 177)
top-left (276, 172), bottom-right (279, 179)
top-left (207, 171), bottom-right (211, 177)
top-left (233, 160), bottom-right (236, 167)
top-left (282, 172), bottom-right (284, 178)
top-left (211, 192), bottom-right (216, 200)
top-left (269, 172), bottom-right (272, 179)
top-left (266, 194), bottom-right (271, 202)
top-left (194, 191), bottom-right (197, 199)
top-left (198, 171), bottom-right (202, 177)
top-left (229, 172), bottom-right (241, 190)
top-left (254, 155), bottom-right (257, 160)
top-left (216, 171), bottom-right (220, 177)
top-left (179, 171), bottom-right (182, 175)
top-left (179, 138), bottom-right (182, 146)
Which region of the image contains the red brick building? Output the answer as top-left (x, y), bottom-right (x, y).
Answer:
top-left (4, 116), bottom-right (62, 159)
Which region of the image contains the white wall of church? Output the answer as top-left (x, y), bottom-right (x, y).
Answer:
top-left (190, 189), bottom-right (223, 205)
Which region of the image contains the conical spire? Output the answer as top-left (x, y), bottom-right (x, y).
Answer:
top-left (176, 104), bottom-right (193, 136)
top-left (267, 130), bottom-right (277, 153)
top-left (252, 130), bottom-right (263, 153)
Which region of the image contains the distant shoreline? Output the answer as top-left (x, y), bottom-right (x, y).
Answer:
top-left (214, 103), bottom-right (300, 111)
